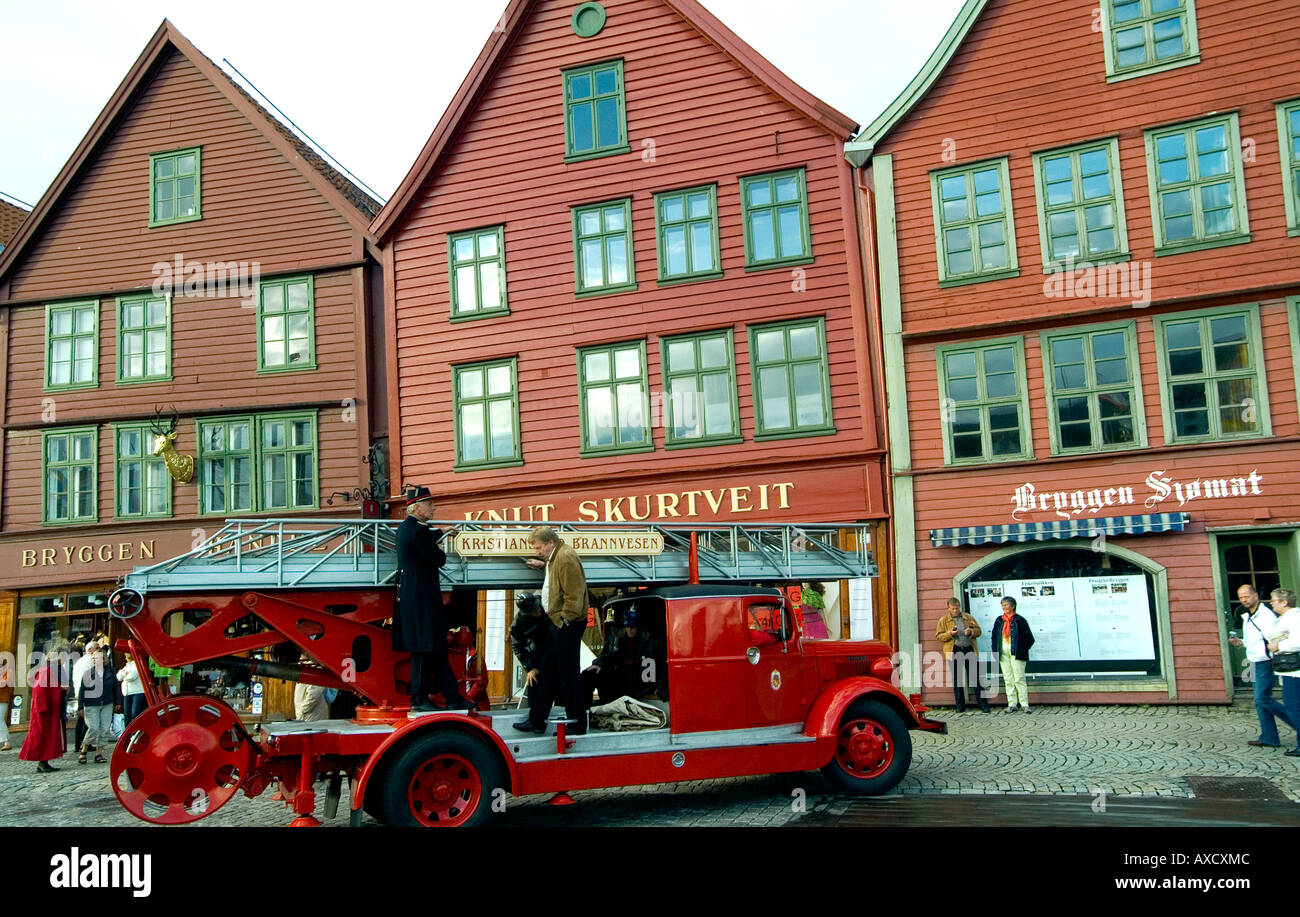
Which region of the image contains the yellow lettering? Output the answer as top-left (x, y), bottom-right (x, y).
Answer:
top-left (702, 489), bottom-right (725, 515)
top-left (758, 483), bottom-right (770, 511)
top-left (683, 491), bottom-right (701, 517)
top-left (534, 504), bottom-right (554, 522)
top-left (78, 546), bottom-right (93, 563)
top-left (656, 492), bottom-right (680, 518)
top-left (139, 541), bottom-right (155, 559)
top-left (463, 511), bottom-right (485, 521)
top-left (22, 550), bottom-right (36, 568)
top-left (41, 548), bottom-right (55, 566)
top-left (603, 497), bottom-right (627, 522)
top-left (63, 546), bottom-right (74, 564)
top-left (578, 500), bottom-right (599, 522)
top-left (97, 544), bottom-right (113, 562)
top-left (773, 481), bottom-right (795, 509)
top-left (730, 486), bottom-right (752, 513)
top-left (118, 542), bottom-right (131, 560)
top-left (628, 495), bottom-right (651, 521)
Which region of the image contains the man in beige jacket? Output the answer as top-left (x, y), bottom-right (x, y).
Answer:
top-left (936, 597), bottom-right (990, 713)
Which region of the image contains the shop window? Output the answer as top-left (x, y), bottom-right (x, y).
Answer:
top-left (739, 169), bottom-right (812, 270)
top-left (1153, 304), bottom-right (1269, 443)
top-left (1098, 0), bottom-right (1199, 82)
top-left (1031, 138), bottom-right (1130, 267)
top-left (453, 358), bottom-right (521, 469)
top-left (1144, 114), bottom-right (1249, 255)
top-left (149, 147), bottom-right (201, 226)
top-left (661, 329), bottom-right (740, 447)
top-left (929, 159), bottom-right (1019, 286)
top-left (45, 301), bottom-right (98, 391)
top-left (577, 341), bottom-right (651, 455)
top-left (257, 275), bottom-right (315, 372)
top-left (1041, 322), bottom-right (1146, 455)
top-left (572, 198), bottom-right (636, 296)
top-left (116, 293), bottom-right (170, 382)
top-left (115, 423), bottom-right (172, 518)
top-left (748, 317), bottom-right (835, 440)
top-left (13, 590), bottom-right (113, 729)
top-left (448, 225), bottom-right (508, 320)
top-left (654, 185), bottom-right (722, 283)
top-left (198, 412), bottom-right (317, 514)
top-left (42, 427), bottom-right (97, 525)
top-left (935, 337), bottom-right (1032, 464)
top-left (563, 59), bottom-right (629, 161)
top-left (1277, 99), bottom-right (1300, 236)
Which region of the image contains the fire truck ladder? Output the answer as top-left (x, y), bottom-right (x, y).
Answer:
top-left (119, 518), bottom-right (877, 594)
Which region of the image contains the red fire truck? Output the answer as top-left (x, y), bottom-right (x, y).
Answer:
top-left (106, 519), bottom-right (944, 826)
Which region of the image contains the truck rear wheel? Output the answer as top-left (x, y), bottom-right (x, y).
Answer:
top-left (820, 698), bottom-right (911, 796)
top-left (379, 731), bottom-right (504, 827)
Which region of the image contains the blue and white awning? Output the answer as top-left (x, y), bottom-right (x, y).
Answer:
top-left (930, 512), bottom-right (1190, 547)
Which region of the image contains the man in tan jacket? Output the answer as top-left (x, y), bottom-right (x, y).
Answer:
top-left (936, 597), bottom-right (990, 713)
top-left (514, 526), bottom-right (589, 735)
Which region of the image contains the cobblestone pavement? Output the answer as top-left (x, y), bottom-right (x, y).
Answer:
top-left (1, 699), bottom-right (1297, 828)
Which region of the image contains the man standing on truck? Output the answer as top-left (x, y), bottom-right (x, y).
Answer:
top-left (515, 526), bottom-right (588, 735)
top-left (394, 487), bottom-right (472, 713)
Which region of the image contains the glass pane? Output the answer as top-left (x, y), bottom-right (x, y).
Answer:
top-left (699, 335), bottom-right (726, 369)
top-left (262, 284), bottom-right (285, 313)
top-left (571, 102), bottom-right (594, 152)
top-left (455, 265), bottom-right (477, 312)
top-left (688, 192), bottom-right (710, 219)
top-left (702, 374), bottom-right (731, 435)
top-left (1094, 356), bottom-right (1129, 387)
top-left (177, 153), bottom-right (195, 174)
top-left (1056, 396), bottom-right (1089, 423)
top-left (777, 205), bottom-right (804, 258)
top-left (1101, 418), bottom-right (1135, 445)
top-left (477, 231), bottom-right (498, 259)
top-left (1043, 155), bottom-right (1071, 183)
top-left (750, 211), bottom-right (775, 261)
top-left (453, 237), bottom-right (475, 262)
top-left (947, 377), bottom-right (978, 402)
top-left (584, 350), bottom-right (610, 382)
top-left (603, 206), bottom-right (625, 232)
top-left (489, 400), bottom-right (515, 457)
top-left (1092, 329), bottom-right (1127, 360)
top-left (670, 377), bottom-right (699, 438)
top-left (593, 67), bottom-right (617, 95)
top-left (746, 180), bottom-right (772, 207)
top-left (1165, 320), bottom-right (1201, 351)
top-left (579, 210), bottom-right (600, 236)
top-left (945, 351), bottom-right (976, 379)
top-left (569, 72), bottom-right (592, 100)
top-left (263, 420), bottom-right (285, 449)
top-left (990, 428), bottom-right (1021, 456)
top-left (690, 222), bottom-right (714, 271)
top-left (952, 433), bottom-right (982, 460)
top-left (983, 347), bottom-right (1013, 375)
top-left (755, 330), bottom-right (785, 363)
top-left (1098, 390), bottom-right (1131, 419)
top-left (614, 347), bottom-right (640, 379)
top-left (125, 301), bottom-right (145, 328)
top-left (586, 388), bottom-right (614, 446)
top-left (47, 435), bottom-right (68, 463)
top-left (607, 237), bottom-right (628, 285)
top-left (667, 339), bottom-right (694, 372)
top-left (1054, 364), bottom-right (1087, 391)
top-left (1051, 337), bottom-right (1085, 365)
top-left (487, 365), bottom-right (512, 395)
top-left (1060, 422), bottom-right (1092, 449)
top-left (1168, 348), bottom-right (1203, 376)
top-left (72, 433), bottom-right (93, 461)
top-left (775, 177), bottom-right (798, 202)
top-left (120, 429), bottom-right (141, 456)
top-left (478, 263), bottom-right (501, 310)
top-left (292, 421), bottom-right (312, 447)
top-left (154, 157), bottom-right (174, 179)
top-left (788, 324), bottom-right (819, 359)
top-left (662, 196), bottom-right (684, 222)
top-left (582, 239), bottom-right (605, 287)
top-left (595, 98), bottom-right (619, 147)
top-left (985, 371), bottom-right (1016, 399)
top-left (664, 225), bottom-right (687, 276)
top-left (229, 423), bottom-right (250, 451)
top-left (951, 408), bottom-right (980, 436)
top-left (285, 283), bottom-right (309, 312)
top-left (759, 366), bottom-right (790, 429)
top-left (616, 382), bottom-right (644, 441)
top-left (1171, 381), bottom-right (1208, 410)
top-left (52, 310), bottom-right (73, 335)
top-left (791, 364), bottom-right (824, 426)
top-left (458, 368), bottom-right (483, 399)
top-left (293, 453), bottom-right (314, 506)
top-left (460, 405), bottom-right (485, 461)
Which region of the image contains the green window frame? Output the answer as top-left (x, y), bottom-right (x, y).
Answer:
top-left (1032, 138), bottom-right (1131, 267)
top-left (448, 225), bottom-right (508, 320)
top-left (654, 185), bottom-right (722, 284)
top-left (257, 275), bottom-right (316, 373)
top-left (577, 341), bottom-right (652, 456)
top-left (1289, 298), bottom-right (1300, 417)
top-left (1153, 305), bottom-right (1270, 443)
top-left (739, 169), bottom-right (813, 271)
top-left (563, 59), bottom-right (629, 162)
top-left (45, 301), bottom-right (98, 391)
top-left (1144, 114), bottom-right (1250, 255)
top-left (42, 427), bottom-right (97, 525)
top-left (114, 423), bottom-right (172, 518)
top-left (661, 329), bottom-right (740, 448)
top-left (116, 293), bottom-right (171, 383)
top-left (453, 359), bottom-right (522, 470)
top-left (929, 159), bottom-right (1019, 287)
top-left (1277, 99), bottom-right (1300, 237)
top-left (257, 413), bottom-right (318, 512)
top-left (572, 199), bottom-right (636, 296)
top-left (1098, 0), bottom-right (1199, 83)
top-left (748, 317), bottom-right (835, 440)
top-left (197, 412), bottom-right (318, 514)
top-left (1041, 321), bottom-right (1146, 456)
top-left (197, 416), bottom-right (255, 515)
top-left (148, 146), bottom-right (202, 226)
top-left (935, 337), bottom-right (1033, 465)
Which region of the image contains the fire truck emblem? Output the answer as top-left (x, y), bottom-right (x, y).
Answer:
top-left (771, 670), bottom-right (782, 690)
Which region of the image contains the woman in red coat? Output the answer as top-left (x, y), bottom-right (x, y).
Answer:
top-left (20, 644), bottom-right (68, 772)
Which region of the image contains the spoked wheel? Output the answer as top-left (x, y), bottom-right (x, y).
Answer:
top-left (110, 695), bottom-right (255, 824)
top-left (820, 698), bottom-right (912, 795)
top-left (379, 732), bottom-right (504, 827)
top-left (107, 587), bottom-right (144, 620)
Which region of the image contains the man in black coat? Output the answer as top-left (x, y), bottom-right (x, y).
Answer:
top-left (393, 487), bottom-right (472, 713)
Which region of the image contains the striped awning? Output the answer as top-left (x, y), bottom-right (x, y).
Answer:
top-left (930, 512), bottom-right (1190, 547)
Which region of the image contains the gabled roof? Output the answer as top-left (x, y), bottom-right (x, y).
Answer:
top-left (0, 19), bottom-right (379, 281)
top-left (371, 0), bottom-right (860, 241)
top-left (844, 0), bottom-right (988, 166)
top-left (0, 199), bottom-right (27, 248)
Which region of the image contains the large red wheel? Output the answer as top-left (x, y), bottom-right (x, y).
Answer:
top-left (110, 695), bottom-right (255, 824)
top-left (820, 698), bottom-right (912, 796)
top-left (379, 731), bottom-right (504, 827)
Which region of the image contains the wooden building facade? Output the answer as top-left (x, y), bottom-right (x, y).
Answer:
top-left (0, 21), bottom-right (387, 730)
top-left (372, 0), bottom-right (894, 702)
top-left (851, 0), bottom-right (1300, 704)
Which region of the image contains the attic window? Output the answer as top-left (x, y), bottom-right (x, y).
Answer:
top-left (572, 2), bottom-right (607, 37)
top-left (149, 147), bottom-right (202, 226)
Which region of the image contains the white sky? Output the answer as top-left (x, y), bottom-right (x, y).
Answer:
top-left (0, 0), bottom-right (967, 208)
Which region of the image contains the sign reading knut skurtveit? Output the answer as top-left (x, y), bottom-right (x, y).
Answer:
top-left (452, 530), bottom-right (665, 557)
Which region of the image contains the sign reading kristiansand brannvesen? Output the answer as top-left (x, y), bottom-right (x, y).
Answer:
top-left (452, 530), bottom-right (665, 557)
top-left (1010, 469), bottom-right (1263, 521)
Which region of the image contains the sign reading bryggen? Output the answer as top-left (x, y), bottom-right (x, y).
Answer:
top-left (1011, 469), bottom-right (1264, 521)
top-left (453, 531), bottom-right (665, 557)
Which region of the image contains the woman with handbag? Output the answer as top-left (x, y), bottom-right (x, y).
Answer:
top-left (1265, 587), bottom-right (1300, 757)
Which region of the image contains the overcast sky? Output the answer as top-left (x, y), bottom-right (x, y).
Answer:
top-left (0, 0), bottom-right (967, 209)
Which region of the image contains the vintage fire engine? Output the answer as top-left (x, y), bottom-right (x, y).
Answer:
top-left (106, 518), bottom-right (944, 826)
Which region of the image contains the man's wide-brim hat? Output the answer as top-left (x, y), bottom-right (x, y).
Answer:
top-left (405, 486), bottom-right (435, 506)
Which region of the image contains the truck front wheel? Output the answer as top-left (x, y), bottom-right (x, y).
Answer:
top-left (820, 698), bottom-right (912, 796)
top-left (380, 731), bottom-right (505, 827)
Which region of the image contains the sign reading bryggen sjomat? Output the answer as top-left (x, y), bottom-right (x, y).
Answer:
top-left (1011, 469), bottom-right (1264, 521)
top-left (453, 531), bottom-right (665, 557)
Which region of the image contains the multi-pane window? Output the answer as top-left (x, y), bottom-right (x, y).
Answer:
top-left (1145, 115), bottom-right (1249, 254)
top-left (1099, 0), bottom-right (1199, 81)
top-left (454, 359), bottom-right (521, 468)
top-left (749, 318), bottom-right (834, 439)
top-left (117, 294), bottom-right (170, 382)
top-left (563, 60), bottom-right (628, 161)
top-left (149, 147), bottom-right (201, 225)
top-left (198, 413), bottom-right (318, 513)
top-left (1277, 100), bottom-right (1300, 236)
top-left (1155, 307), bottom-right (1269, 442)
top-left (259, 415), bottom-right (317, 511)
top-left (573, 199), bottom-right (635, 295)
top-left (739, 169), bottom-right (811, 269)
top-left (46, 301), bottom-right (97, 390)
top-left (1042, 324), bottom-right (1144, 455)
top-left (662, 330), bottom-right (740, 447)
top-left (199, 418), bottom-right (254, 514)
top-left (654, 186), bottom-right (721, 283)
top-left (578, 342), bottom-right (651, 454)
top-left (115, 424), bottom-right (171, 518)
top-left (1032, 140), bottom-right (1129, 265)
top-left (930, 160), bottom-right (1018, 285)
top-left (257, 276), bottom-right (315, 372)
top-left (936, 338), bottom-right (1032, 464)
top-left (448, 226), bottom-right (507, 319)
top-left (43, 428), bottom-right (97, 524)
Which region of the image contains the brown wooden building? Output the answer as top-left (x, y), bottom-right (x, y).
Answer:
top-left (850, 0), bottom-right (1300, 704)
top-left (0, 21), bottom-right (387, 730)
top-left (371, 0), bottom-right (893, 702)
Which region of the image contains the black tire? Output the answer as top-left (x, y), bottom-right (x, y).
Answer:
top-left (820, 698), bottom-right (912, 796)
top-left (379, 730), bottom-right (505, 827)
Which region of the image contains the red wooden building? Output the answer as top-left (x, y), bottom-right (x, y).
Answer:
top-left (371, 0), bottom-right (892, 701)
top-left (850, 0), bottom-right (1300, 704)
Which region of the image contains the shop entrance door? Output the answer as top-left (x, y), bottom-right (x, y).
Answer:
top-left (1218, 534), bottom-right (1298, 686)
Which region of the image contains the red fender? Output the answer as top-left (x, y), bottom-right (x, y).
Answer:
top-left (804, 676), bottom-right (946, 748)
top-left (350, 714), bottom-right (518, 824)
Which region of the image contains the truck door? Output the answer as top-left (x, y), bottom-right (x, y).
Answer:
top-left (744, 597), bottom-right (812, 727)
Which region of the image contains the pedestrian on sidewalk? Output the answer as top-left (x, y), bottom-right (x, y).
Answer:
top-left (116, 652), bottom-right (148, 726)
top-left (935, 597), bottom-right (989, 712)
top-left (1264, 587), bottom-right (1300, 757)
top-left (20, 640), bottom-right (68, 772)
top-left (990, 597), bottom-right (1035, 712)
top-left (1228, 583), bottom-right (1294, 748)
top-left (0, 676), bottom-right (12, 751)
top-left (76, 642), bottom-right (117, 764)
